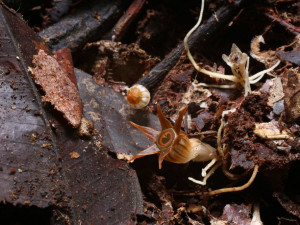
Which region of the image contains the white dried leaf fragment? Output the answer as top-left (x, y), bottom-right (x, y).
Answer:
top-left (254, 121), bottom-right (293, 139)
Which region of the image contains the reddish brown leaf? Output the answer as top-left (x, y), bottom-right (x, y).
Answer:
top-left (29, 49), bottom-right (83, 127)
top-left (54, 48), bottom-right (78, 88)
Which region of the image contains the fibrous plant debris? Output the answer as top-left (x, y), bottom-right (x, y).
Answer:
top-left (29, 49), bottom-right (83, 127)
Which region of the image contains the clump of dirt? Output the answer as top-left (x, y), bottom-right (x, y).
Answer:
top-left (224, 93), bottom-right (299, 172)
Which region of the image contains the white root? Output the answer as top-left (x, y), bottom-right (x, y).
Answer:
top-left (184, 0), bottom-right (280, 96)
top-left (207, 165), bottom-right (259, 197)
top-left (188, 161), bottom-right (222, 186)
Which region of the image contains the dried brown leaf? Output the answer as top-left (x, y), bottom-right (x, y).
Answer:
top-left (29, 49), bottom-right (83, 127)
top-left (147, 175), bottom-right (174, 224)
top-left (250, 35), bottom-right (278, 67)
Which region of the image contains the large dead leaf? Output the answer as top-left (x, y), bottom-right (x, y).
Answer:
top-left (0, 2), bottom-right (151, 224)
top-left (75, 68), bottom-right (160, 161)
top-left (0, 2), bottom-right (67, 208)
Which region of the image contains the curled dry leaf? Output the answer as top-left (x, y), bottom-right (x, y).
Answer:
top-left (29, 49), bottom-right (83, 127)
top-left (254, 121), bottom-right (294, 140)
top-left (260, 78), bottom-right (285, 115)
top-left (250, 35), bottom-right (278, 67)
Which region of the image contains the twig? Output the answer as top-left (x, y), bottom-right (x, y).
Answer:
top-left (264, 11), bottom-right (300, 35)
top-left (39, 0), bottom-right (127, 53)
top-left (112, 0), bottom-right (146, 41)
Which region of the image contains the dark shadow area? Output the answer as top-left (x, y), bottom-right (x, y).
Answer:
top-left (0, 203), bottom-right (52, 225)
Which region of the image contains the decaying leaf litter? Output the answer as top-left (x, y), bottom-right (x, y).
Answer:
top-left (1, 0), bottom-right (300, 224)
top-left (0, 2), bottom-right (145, 225)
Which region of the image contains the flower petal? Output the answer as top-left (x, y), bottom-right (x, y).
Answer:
top-left (130, 121), bottom-right (160, 143)
top-left (173, 106), bottom-right (188, 135)
top-left (128, 144), bottom-right (160, 163)
top-left (158, 147), bottom-right (172, 169)
top-left (157, 104), bottom-right (172, 130)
